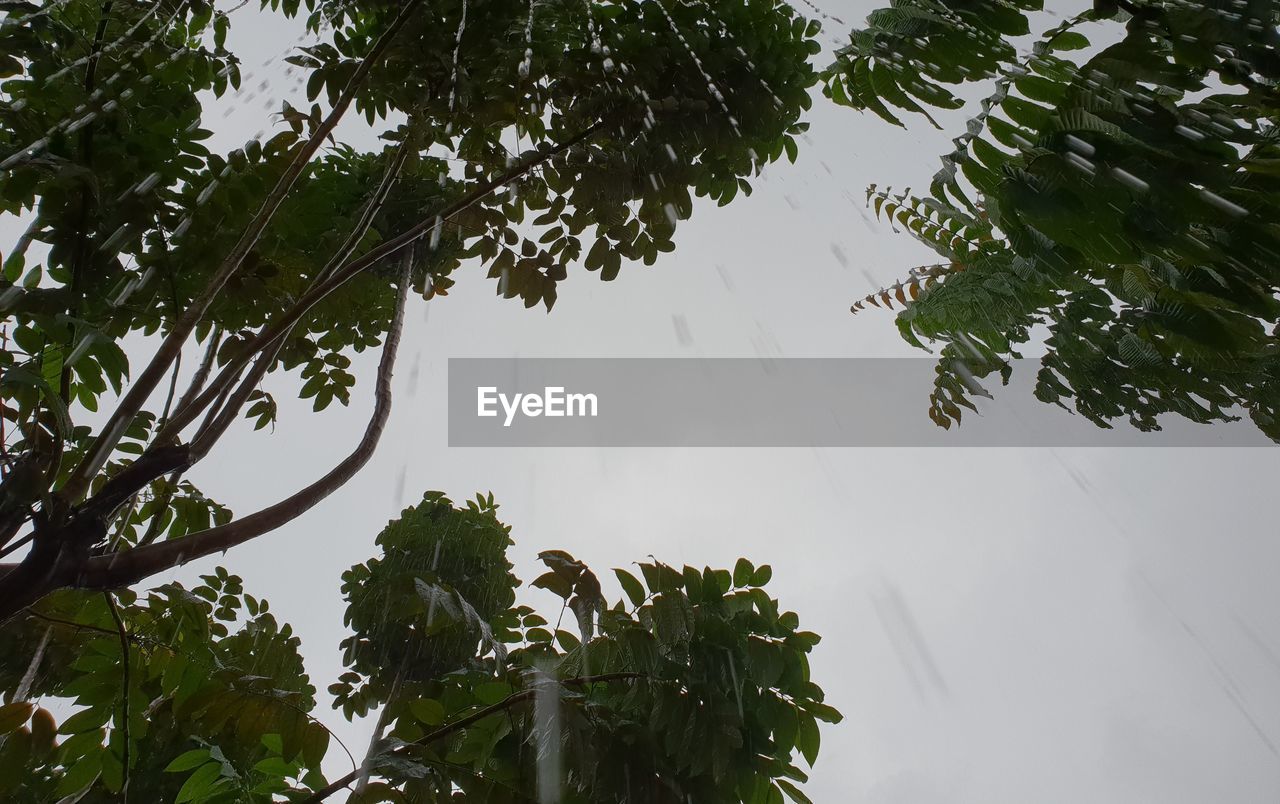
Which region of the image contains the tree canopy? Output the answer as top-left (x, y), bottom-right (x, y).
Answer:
top-left (0, 0), bottom-right (820, 618)
top-left (830, 0), bottom-right (1280, 439)
top-left (0, 492), bottom-right (838, 802)
top-left (0, 1), bottom-right (841, 798)
top-left (13, 0), bottom-right (1277, 797)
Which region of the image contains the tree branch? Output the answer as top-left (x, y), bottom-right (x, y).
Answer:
top-left (165, 120), bottom-right (606, 448)
top-left (171, 327), bottom-right (223, 420)
top-left (61, 0), bottom-right (115, 403)
top-left (354, 659), bottom-right (406, 794)
top-left (13, 624), bottom-right (51, 702)
top-left (299, 673), bottom-right (648, 803)
top-left (0, 624), bottom-right (51, 753)
top-left (9, 216), bottom-right (42, 264)
top-left (130, 328), bottom-right (226, 548)
top-left (74, 246), bottom-right (415, 590)
top-left (1, 120), bottom-right (610, 618)
top-left (60, 0), bottom-right (425, 505)
top-left (0, 450), bottom-right (43, 551)
top-left (180, 138), bottom-right (414, 455)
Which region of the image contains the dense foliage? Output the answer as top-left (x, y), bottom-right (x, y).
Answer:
top-left (831, 0), bottom-right (1280, 438)
top-left (0, 492), bottom-right (838, 802)
top-left (0, 0), bottom-right (821, 617)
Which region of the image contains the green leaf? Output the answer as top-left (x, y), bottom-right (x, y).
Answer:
top-left (531, 570), bottom-right (573, 599)
top-left (55, 746), bottom-right (102, 795)
top-left (301, 721), bottom-right (330, 767)
top-left (526, 626), bottom-right (553, 643)
top-left (175, 761), bottom-right (221, 803)
top-left (778, 779), bottom-right (814, 804)
top-left (410, 698), bottom-right (445, 726)
top-left (58, 705), bottom-right (111, 735)
top-left (555, 629), bottom-right (581, 651)
top-left (733, 558), bottom-right (755, 588)
top-left (0, 728), bottom-right (32, 793)
top-left (807, 701), bottom-right (844, 724)
top-left (796, 712), bottom-right (820, 767)
top-left (0, 365), bottom-right (74, 437)
top-left (2, 251), bottom-right (23, 282)
top-left (473, 682), bottom-right (514, 705)
top-left (1049, 31), bottom-right (1089, 51)
top-left (614, 568), bottom-right (646, 607)
top-left (165, 748), bottom-right (213, 773)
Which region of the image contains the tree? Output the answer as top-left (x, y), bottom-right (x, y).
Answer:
top-left (0, 0), bottom-right (822, 619)
top-left (0, 491), bottom-right (839, 802)
top-left (828, 0), bottom-right (1280, 439)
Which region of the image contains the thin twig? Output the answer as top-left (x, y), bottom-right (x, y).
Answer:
top-left (171, 327), bottom-right (223, 420)
top-left (78, 242), bottom-right (417, 589)
top-left (162, 120), bottom-right (605, 447)
top-left (60, 0), bottom-right (426, 504)
top-left (354, 658), bottom-right (406, 793)
top-left (0, 624), bottom-right (51, 753)
top-left (9, 217), bottom-right (41, 263)
top-left (186, 138), bottom-right (414, 453)
top-left (104, 591), bottom-right (130, 802)
top-left (14, 624), bottom-right (52, 702)
top-left (0, 531), bottom-right (33, 560)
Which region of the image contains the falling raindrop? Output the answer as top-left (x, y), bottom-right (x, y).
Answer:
top-left (518, 0), bottom-right (536, 79)
top-left (654, 2), bottom-right (741, 137)
top-left (445, 0), bottom-right (468, 126)
top-left (663, 203), bottom-right (679, 228)
top-left (1111, 167), bottom-right (1149, 193)
top-left (671, 314), bottom-right (694, 347)
top-left (829, 243), bottom-right (849, 268)
top-left (1200, 188), bottom-right (1248, 217)
top-left (532, 671), bottom-right (562, 804)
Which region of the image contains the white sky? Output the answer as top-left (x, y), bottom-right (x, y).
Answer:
top-left (8, 1), bottom-right (1280, 801)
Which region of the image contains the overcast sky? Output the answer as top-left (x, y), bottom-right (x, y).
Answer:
top-left (9, 0), bottom-right (1280, 801)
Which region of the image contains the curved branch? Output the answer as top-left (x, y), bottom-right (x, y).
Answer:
top-left (1, 121), bottom-right (612, 620)
top-left (60, 0), bottom-right (426, 505)
top-left (65, 121), bottom-right (607, 544)
top-left (75, 247), bottom-right (415, 590)
top-left (163, 121), bottom-right (603, 446)
top-left (179, 138), bottom-right (415, 454)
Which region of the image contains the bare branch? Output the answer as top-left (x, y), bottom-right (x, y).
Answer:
top-left (170, 326), bottom-right (223, 424)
